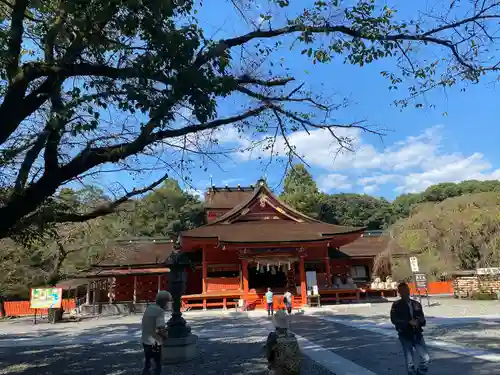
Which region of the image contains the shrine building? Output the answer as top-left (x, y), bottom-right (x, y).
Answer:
top-left (61, 180), bottom-right (401, 312)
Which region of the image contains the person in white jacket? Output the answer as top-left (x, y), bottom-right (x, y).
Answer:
top-left (141, 291), bottom-right (172, 375)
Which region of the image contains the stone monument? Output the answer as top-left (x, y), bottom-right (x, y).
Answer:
top-left (162, 250), bottom-right (198, 363)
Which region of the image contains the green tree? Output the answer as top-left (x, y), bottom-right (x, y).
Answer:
top-left (0, 215), bottom-right (122, 298)
top-left (319, 193), bottom-right (391, 229)
top-left (126, 179), bottom-right (205, 239)
top-left (422, 182), bottom-right (463, 202)
top-left (0, 0), bottom-right (499, 239)
top-left (388, 193), bottom-right (423, 224)
top-left (280, 164), bottom-right (321, 217)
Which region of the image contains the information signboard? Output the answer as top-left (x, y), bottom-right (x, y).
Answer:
top-left (30, 288), bottom-right (62, 309)
top-left (409, 257), bottom-right (420, 273)
top-left (414, 273), bottom-right (428, 290)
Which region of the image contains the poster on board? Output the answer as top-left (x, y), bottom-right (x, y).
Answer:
top-left (30, 288), bottom-right (62, 309)
top-left (306, 271), bottom-right (317, 290)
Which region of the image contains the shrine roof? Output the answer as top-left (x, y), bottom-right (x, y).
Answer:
top-left (209, 180), bottom-right (322, 224)
top-left (181, 180), bottom-right (364, 244)
top-left (181, 220), bottom-right (363, 243)
top-left (93, 239), bottom-right (175, 267)
top-left (339, 231), bottom-right (407, 257)
top-left (204, 185), bottom-right (254, 209)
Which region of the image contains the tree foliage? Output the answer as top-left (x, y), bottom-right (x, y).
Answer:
top-left (280, 164), bottom-right (321, 217)
top-left (122, 178), bottom-right (205, 239)
top-left (0, 0), bottom-right (499, 239)
top-left (384, 192), bottom-right (500, 280)
top-left (0, 179), bottom-right (204, 298)
top-left (319, 193), bottom-right (391, 229)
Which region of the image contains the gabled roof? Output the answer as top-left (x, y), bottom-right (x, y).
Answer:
top-left (92, 239), bottom-right (175, 267)
top-left (181, 180), bottom-right (364, 245)
top-left (209, 180), bottom-right (320, 225)
top-left (204, 186), bottom-right (255, 209)
top-left (337, 231), bottom-right (408, 257)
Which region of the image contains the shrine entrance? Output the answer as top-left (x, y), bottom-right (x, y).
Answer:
top-left (248, 265), bottom-right (287, 290)
top-left (245, 255), bottom-right (299, 293)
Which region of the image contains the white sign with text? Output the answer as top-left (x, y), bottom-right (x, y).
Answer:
top-left (409, 257), bottom-right (420, 273)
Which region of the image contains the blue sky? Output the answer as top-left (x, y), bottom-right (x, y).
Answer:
top-left (83, 1), bottom-right (500, 201)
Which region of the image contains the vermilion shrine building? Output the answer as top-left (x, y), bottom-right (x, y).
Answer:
top-left (63, 180), bottom-right (399, 311)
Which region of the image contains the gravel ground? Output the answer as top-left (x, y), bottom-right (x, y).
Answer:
top-left (0, 313), bottom-right (334, 375)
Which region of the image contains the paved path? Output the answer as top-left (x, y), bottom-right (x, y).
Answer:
top-left (281, 314), bottom-right (500, 375)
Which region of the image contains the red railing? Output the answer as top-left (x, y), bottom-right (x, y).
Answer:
top-left (3, 299), bottom-right (76, 317)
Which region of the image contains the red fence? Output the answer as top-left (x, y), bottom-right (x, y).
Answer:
top-left (3, 299), bottom-right (76, 317)
top-left (409, 281), bottom-right (453, 295)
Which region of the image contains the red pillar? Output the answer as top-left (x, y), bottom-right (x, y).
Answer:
top-left (202, 248), bottom-right (208, 294)
top-left (325, 252), bottom-right (331, 288)
top-left (299, 256), bottom-right (306, 306)
top-left (242, 259), bottom-right (249, 296)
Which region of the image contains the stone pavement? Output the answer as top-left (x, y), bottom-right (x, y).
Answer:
top-left (0, 312), bottom-right (333, 375)
top-left (280, 314), bottom-right (500, 375)
top-left (311, 299), bottom-right (500, 357)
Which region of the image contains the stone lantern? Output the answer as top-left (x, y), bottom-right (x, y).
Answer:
top-left (163, 250), bottom-right (198, 363)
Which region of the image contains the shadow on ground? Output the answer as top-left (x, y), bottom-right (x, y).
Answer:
top-left (0, 314), bottom-right (332, 375)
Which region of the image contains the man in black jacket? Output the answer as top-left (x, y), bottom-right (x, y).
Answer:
top-left (390, 282), bottom-right (430, 375)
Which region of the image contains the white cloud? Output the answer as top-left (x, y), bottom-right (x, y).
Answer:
top-left (185, 187), bottom-right (205, 200)
top-left (362, 185), bottom-right (378, 194)
top-left (222, 123), bottom-right (500, 196)
top-left (317, 174), bottom-right (352, 191)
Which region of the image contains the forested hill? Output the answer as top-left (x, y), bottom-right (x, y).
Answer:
top-left (279, 164), bottom-right (500, 230)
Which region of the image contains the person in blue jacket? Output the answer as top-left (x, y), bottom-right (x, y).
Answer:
top-left (265, 287), bottom-right (274, 316)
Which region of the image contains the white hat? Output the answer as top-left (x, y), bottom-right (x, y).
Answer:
top-left (273, 310), bottom-right (289, 329)
top-left (156, 290), bottom-right (172, 303)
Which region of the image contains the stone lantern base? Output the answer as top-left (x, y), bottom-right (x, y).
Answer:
top-left (162, 334), bottom-right (198, 363)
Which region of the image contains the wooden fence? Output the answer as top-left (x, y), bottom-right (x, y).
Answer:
top-left (2, 299), bottom-right (76, 317)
